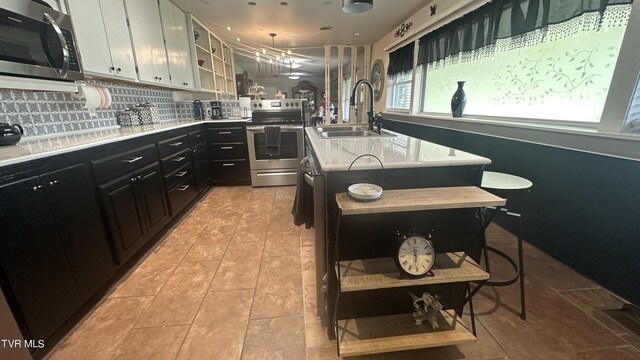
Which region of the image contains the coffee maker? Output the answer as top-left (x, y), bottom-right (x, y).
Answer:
top-left (210, 101), bottom-right (223, 119)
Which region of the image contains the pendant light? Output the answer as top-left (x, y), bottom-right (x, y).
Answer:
top-left (342, 0), bottom-right (373, 14)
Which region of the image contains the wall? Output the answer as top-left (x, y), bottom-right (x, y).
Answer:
top-left (385, 118), bottom-right (640, 306)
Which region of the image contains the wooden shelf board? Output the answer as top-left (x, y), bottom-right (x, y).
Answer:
top-left (198, 67), bottom-right (212, 73)
top-left (213, 54), bottom-right (223, 61)
top-left (338, 252), bottom-right (488, 292)
top-left (337, 310), bottom-right (475, 357)
top-left (195, 44), bottom-right (210, 54)
top-left (336, 186), bottom-right (506, 215)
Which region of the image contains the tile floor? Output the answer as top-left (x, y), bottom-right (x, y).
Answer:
top-left (47, 186), bottom-right (640, 360)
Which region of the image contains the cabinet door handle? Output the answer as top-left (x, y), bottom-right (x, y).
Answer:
top-left (222, 163), bottom-right (235, 167)
top-left (172, 156), bottom-right (186, 162)
top-left (169, 141), bottom-right (183, 147)
top-left (110, 66), bottom-right (115, 71)
top-left (48, 180), bottom-right (59, 187)
top-left (177, 185), bottom-right (190, 191)
top-left (131, 177), bottom-right (137, 183)
top-left (117, 67), bottom-right (122, 72)
top-left (32, 185), bottom-right (44, 192)
top-left (220, 146), bottom-right (233, 150)
top-left (175, 171), bottom-right (188, 177)
top-left (123, 156), bottom-right (143, 163)
top-left (218, 131), bottom-right (232, 135)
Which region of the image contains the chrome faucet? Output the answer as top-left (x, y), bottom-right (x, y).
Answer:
top-left (350, 79), bottom-right (383, 134)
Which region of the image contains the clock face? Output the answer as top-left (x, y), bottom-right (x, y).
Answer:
top-left (397, 235), bottom-right (435, 277)
top-left (371, 59), bottom-right (385, 101)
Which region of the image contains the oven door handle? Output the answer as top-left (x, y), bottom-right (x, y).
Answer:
top-left (246, 125), bottom-right (303, 133)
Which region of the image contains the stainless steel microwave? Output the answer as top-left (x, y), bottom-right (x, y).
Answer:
top-left (0, 0), bottom-right (83, 81)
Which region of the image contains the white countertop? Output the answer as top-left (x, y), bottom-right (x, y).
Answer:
top-left (0, 119), bottom-right (249, 168)
top-left (305, 126), bottom-right (491, 171)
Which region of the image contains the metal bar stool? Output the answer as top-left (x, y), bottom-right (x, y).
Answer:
top-left (480, 171), bottom-right (533, 320)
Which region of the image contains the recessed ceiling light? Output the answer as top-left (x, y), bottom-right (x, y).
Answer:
top-left (248, 1), bottom-right (256, 5)
top-left (323, 1), bottom-right (333, 5)
top-left (354, 32), bottom-right (360, 36)
top-left (226, 26), bottom-right (231, 31)
top-left (319, 26), bottom-right (333, 31)
top-left (280, 1), bottom-right (288, 5)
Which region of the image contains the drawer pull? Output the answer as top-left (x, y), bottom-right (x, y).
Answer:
top-left (222, 163), bottom-right (235, 167)
top-left (175, 171), bottom-right (188, 177)
top-left (172, 156), bottom-right (186, 162)
top-left (177, 185), bottom-right (190, 191)
top-left (220, 146), bottom-right (234, 150)
top-left (218, 131), bottom-right (232, 135)
top-left (123, 156), bottom-right (143, 163)
top-left (170, 142), bottom-right (183, 147)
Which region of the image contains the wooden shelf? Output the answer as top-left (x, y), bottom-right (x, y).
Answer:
top-left (337, 252), bottom-right (489, 292)
top-left (213, 54), bottom-right (223, 61)
top-left (198, 67), bottom-right (212, 73)
top-left (195, 43), bottom-right (210, 54)
top-left (336, 186), bottom-right (506, 216)
top-left (336, 310), bottom-right (476, 357)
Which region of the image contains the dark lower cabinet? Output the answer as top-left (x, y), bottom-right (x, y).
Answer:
top-left (192, 142), bottom-right (211, 192)
top-left (0, 163), bottom-right (116, 343)
top-left (100, 162), bottom-right (169, 263)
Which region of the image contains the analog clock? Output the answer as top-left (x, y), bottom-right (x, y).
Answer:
top-left (371, 59), bottom-right (385, 101)
top-left (394, 233), bottom-right (436, 278)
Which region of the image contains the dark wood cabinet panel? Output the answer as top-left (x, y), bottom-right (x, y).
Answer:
top-left (211, 160), bottom-right (249, 181)
top-left (41, 164), bottom-right (116, 301)
top-left (0, 177), bottom-right (81, 341)
top-left (207, 126), bottom-right (245, 143)
top-left (192, 144), bottom-right (211, 192)
top-left (137, 162), bottom-right (169, 238)
top-left (100, 175), bottom-right (146, 263)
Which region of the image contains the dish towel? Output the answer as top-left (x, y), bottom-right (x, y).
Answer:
top-left (265, 126), bottom-right (281, 156)
top-left (292, 156), bottom-right (314, 229)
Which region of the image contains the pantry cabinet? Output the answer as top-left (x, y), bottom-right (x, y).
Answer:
top-left (124, 0), bottom-right (171, 86)
top-left (159, 0), bottom-right (195, 90)
top-left (66, 0), bottom-right (137, 80)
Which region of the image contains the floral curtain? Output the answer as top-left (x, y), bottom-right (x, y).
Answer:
top-left (417, 0), bottom-right (634, 68)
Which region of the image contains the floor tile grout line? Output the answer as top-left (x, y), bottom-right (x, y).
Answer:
top-left (238, 188), bottom-right (274, 360)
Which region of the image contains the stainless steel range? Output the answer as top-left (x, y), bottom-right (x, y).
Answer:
top-left (247, 100), bottom-right (305, 187)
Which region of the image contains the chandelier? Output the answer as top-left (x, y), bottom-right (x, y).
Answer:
top-left (253, 33), bottom-right (300, 79)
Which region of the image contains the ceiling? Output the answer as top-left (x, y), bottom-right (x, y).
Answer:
top-left (172, 0), bottom-right (426, 76)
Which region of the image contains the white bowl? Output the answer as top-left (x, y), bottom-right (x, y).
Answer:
top-left (348, 183), bottom-right (383, 201)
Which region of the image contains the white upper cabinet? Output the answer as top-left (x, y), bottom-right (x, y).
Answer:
top-left (66, 0), bottom-right (137, 80)
top-left (124, 0), bottom-right (171, 86)
top-left (159, 0), bottom-right (194, 90)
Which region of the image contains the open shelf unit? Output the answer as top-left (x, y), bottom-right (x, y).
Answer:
top-left (332, 186), bottom-right (505, 356)
top-left (336, 310), bottom-right (476, 357)
top-left (186, 15), bottom-right (237, 97)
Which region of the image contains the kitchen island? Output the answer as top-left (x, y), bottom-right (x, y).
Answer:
top-left (304, 126), bottom-right (495, 350)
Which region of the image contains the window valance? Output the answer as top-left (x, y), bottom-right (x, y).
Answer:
top-left (387, 42), bottom-right (414, 76)
top-left (418, 0), bottom-right (634, 67)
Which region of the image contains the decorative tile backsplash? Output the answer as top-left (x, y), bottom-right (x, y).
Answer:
top-left (0, 81), bottom-right (179, 137)
top-left (175, 101), bottom-right (241, 119)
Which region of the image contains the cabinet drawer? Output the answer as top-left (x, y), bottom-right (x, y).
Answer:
top-left (211, 160), bottom-right (249, 182)
top-left (164, 162), bottom-right (192, 190)
top-left (208, 126), bottom-right (245, 143)
top-left (189, 129), bottom-right (206, 147)
top-left (209, 142), bottom-right (247, 160)
top-left (158, 134), bottom-right (189, 158)
top-left (166, 176), bottom-right (197, 216)
top-left (92, 144), bottom-right (157, 183)
top-left (161, 148), bottom-right (192, 174)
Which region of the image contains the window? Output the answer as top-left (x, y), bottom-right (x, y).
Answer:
top-left (386, 42), bottom-right (414, 110)
top-left (386, 71), bottom-right (413, 110)
top-left (418, 1), bottom-right (632, 123)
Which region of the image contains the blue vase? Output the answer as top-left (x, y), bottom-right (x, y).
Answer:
top-left (451, 81), bottom-right (467, 117)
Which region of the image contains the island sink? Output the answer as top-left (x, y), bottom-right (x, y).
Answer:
top-left (314, 126), bottom-right (395, 139)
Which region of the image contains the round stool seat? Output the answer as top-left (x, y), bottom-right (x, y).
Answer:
top-left (481, 171), bottom-right (532, 192)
